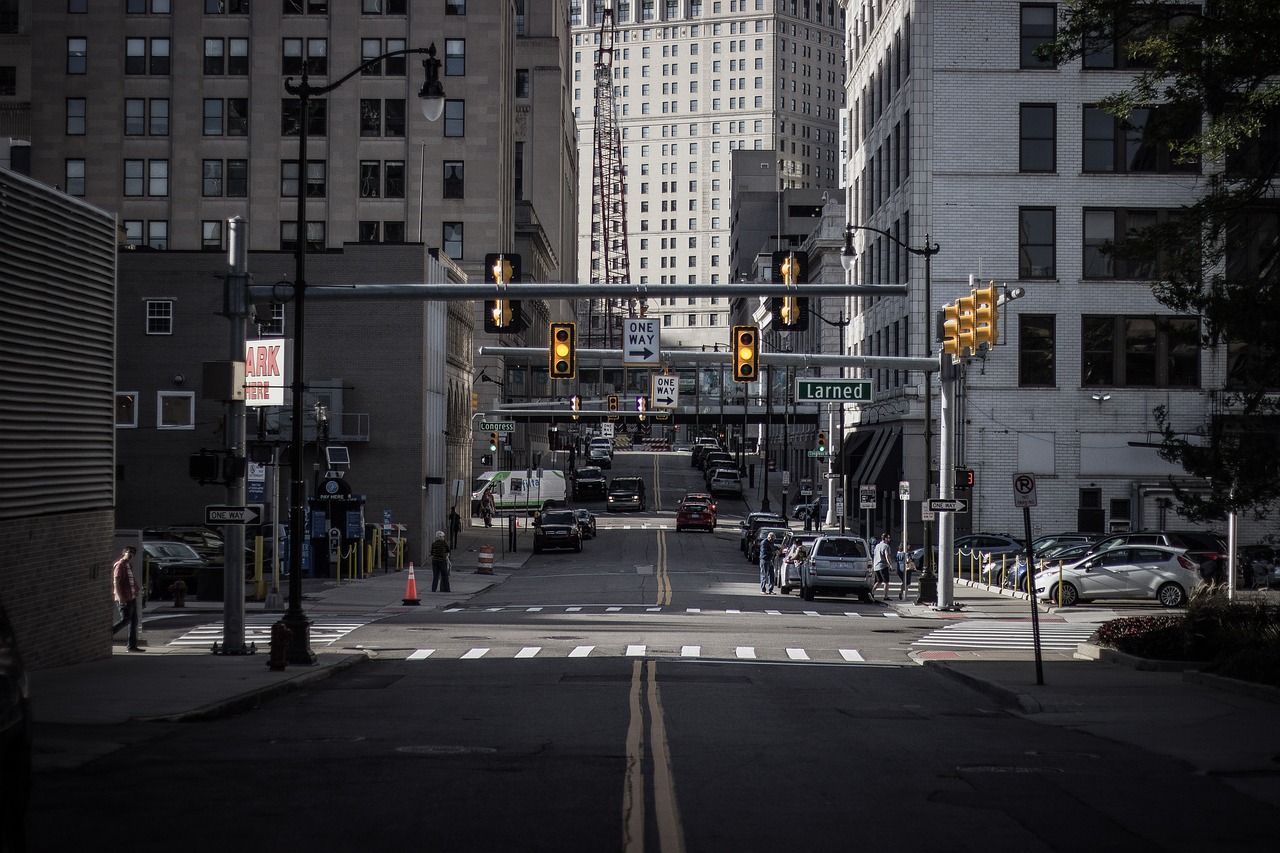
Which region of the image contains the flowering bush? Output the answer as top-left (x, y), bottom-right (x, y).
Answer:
top-left (1090, 615), bottom-right (1191, 659)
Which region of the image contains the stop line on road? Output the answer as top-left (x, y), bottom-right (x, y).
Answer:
top-left (451, 604), bottom-right (904, 618)
top-left (912, 620), bottom-right (1097, 651)
top-left (393, 644), bottom-right (876, 664)
top-left (168, 614), bottom-right (385, 648)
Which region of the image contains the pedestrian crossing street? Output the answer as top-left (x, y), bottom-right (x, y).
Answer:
top-left (913, 620), bottom-right (1097, 651)
top-left (169, 615), bottom-right (384, 648)
top-left (400, 644), bottom-right (874, 664)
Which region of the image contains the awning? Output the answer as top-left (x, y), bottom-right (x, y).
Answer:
top-left (847, 426), bottom-right (901, 488)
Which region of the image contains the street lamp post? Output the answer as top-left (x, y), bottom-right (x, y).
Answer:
top-left (841, 224), bottom-right (941, 604)
top-left (280, 46), bottom-right (444, 664)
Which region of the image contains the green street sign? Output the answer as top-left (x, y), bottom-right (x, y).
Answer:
top-left (806, 451), bottom-right (829, 458)
top-left (794, 378), bottom-right (873, 404)
top-left (480, 421), bottom-right (516, 432)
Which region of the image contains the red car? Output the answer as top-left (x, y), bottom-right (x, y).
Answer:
top-left (676, 501), bottom-right (716, 532)
top-left (683, 492), bottom-right (718, 513)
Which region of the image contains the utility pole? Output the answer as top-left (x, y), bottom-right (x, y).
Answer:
top-left (217, 216), bottom-right (249, 654)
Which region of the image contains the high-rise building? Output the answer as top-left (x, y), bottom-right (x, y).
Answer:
top-left (570, 0), bottom-right (844, 349)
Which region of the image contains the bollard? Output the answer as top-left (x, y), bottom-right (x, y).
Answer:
top-left (477, 545), bottom-right (494, 575)
top-left (267, 620), bottom-right (291, 670)
top-left (169, 580), bottom-right (187, 608)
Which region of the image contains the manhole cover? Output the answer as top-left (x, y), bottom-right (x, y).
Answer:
top-left (397, 745), bottom-right (497, 756)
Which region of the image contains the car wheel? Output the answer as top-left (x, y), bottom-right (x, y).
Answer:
top-left (779, 584), bottom-right (791, 595)
top-left (1051, 582), bottom-right (1079, 607)
top-left (801, 581), bottom-right (815, 601)
top-left (1157, 582), bottom-right (1186, 608)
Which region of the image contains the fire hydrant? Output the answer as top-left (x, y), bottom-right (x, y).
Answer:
top-left (267, 620), bottom-right (292, 671)
top-left (169, 580), bottom-right (187, 608)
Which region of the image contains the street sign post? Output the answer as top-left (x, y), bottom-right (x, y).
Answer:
top-left (480, 420), bottom-right (515, 432)
top-left (205, 504), bottom-right (264, 525)
top-left (794, 378), bottom-right (874, 403)
top-left (1013, 473), bottom-right (1038, 507)
top-left (651, 374), bottom-right (679, 408)
top-left (624, 318), bottom-right (660, 366)
top-left (859, 485), bottom-right (876, 509)
top-left (926, 498), bottom-right (970, 513)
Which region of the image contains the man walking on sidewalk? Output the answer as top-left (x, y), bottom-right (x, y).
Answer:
top-left (111, 546), bottom-right (144, 651)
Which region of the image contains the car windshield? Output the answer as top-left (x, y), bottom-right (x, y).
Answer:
top-left (574, 468), bottom-right (604, 479)
top-left (816, 538), bottom-right (868, 558)
top-left (148, 543), bottom-right (199, 559)
top-left (610, 480), bottom-right (642, 491)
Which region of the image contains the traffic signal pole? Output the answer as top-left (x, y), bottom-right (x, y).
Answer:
top-left (936, 354), bottom-right (958, 609)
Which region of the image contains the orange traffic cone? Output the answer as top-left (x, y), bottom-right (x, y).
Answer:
top-left (402, 562), bottom-right (421, 606)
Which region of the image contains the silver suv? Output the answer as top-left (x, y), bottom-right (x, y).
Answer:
top-left (800, 535), bottom-right (873, 602)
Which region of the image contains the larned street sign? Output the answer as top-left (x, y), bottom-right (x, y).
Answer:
top-left (205, 504), bottom-right (263, 525)
top-left (480, 421), bottom-right (515, 432)
top-left (926, 498), bottom-right (970, 513)
top-left (794, 378), bottom-right (873, 403)
top-left (806, 450), bottom-right (829, 458)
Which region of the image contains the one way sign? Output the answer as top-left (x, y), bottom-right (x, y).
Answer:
top-left (651, 374), bottom-right (679, 409)
top-left (624, 318), bottom-right (660, 366)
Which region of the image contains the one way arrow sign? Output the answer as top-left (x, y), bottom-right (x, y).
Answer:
top-left (651, 374), bottom-right (679, 409)
top-left (624, 318), bottom-right (660, 366)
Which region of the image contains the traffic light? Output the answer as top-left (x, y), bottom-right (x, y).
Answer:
top-left (488, 432), bottom-right (499, 452)
top-left (816, 431), bottom-right (827, 454)
top-left (569, 394), bottom-right (581, 420)
top-left (732, 324), bottom-right (758, 382)
top-left (636, 395), bottom-right (647, 420)
top-left (482, 252), bottom-right (524, 333)
top-left (942, 303), bottom-right (962, 358)
top-left (955, 294), bottom-right (977, 358)
top-left (954, 467), bottom-right (976, 489)
top-left (549, 321), bottom-right (576, 379)
top-left (189, 451), bottom-right (220, 484)
top-left (607, 394), bottom-right (619, 420)
top-left (971, 281), bottom-right (1000, 349)
top-left (770, 250), bottom-right (809, 330)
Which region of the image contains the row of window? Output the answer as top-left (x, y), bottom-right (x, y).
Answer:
top-left (1019, 315), bottom-right (1200, 389)
top-left (121, 217), bottom-right (458, 256)
top-left (1019, 104), bottom-right (1199, 174)
top-left (88, 1), bottom-right (430, 16)
top-left (115, 390), bottom-right (194, 430)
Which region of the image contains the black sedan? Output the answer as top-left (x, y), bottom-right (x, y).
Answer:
top-left (574, 508), bottom-right (598, 539)
top-left (533, 509), bottom-right (583, 553)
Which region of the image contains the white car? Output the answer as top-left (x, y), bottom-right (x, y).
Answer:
top-left (1033, 545), bottom-right (1204, 608)
top-left (708, 469), bottom-right (744, 497)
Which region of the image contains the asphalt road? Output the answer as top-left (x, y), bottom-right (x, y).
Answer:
top-left (27, 452), bottom-right (1278, 851)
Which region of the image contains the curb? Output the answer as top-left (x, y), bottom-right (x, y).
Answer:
top-left (135, 652), bottom-right (372, 724)
top-left (919, 658), bottom-right (1043, 714)
top-left (1183, 670), bottom-right (1280, 705)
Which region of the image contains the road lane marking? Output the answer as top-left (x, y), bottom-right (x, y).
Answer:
top-left (607, 606), bottom-right (623, 612)
top-left (786, 648), bottom-right (809, 660)
top-left (407, 649), bottom-right (434, 660)
top-left (626, 644), bottom-right (646, 656)
top-left (515, 647), bottom-right (541, 658)
top-left (735, 647), bottom-right (756, 659)
top-left (569, 645), bottom-right (594, 657)
top-left (840, 649), bottom-right (865, 662)
top-left (461, 648), bottom-right (489, 659)
top-left (681, 646), bottom-right (700, 657)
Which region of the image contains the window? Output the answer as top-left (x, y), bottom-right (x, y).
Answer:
top-left (443, 221), bottom-right (463, 259)
top-left (1083, 105), bottom-right (1200, 174)
top-left (515, 68), bottom-right (530, 99)
top-left (203, 99), bottom-right (223, 135)
top-left (282, 160), bottom-right (326, 198)
top-left (445, 39), bottom-right (465, 76)
top-left (444, 99), bottom-right (465, 136)
top-left (206, 1), bottom-right (251, 13)
top-left (363, 0), bottom-right (408, 13)
top-left (146, 300), bottom-right (173, 335)
top-left (202, 160), bottom-right (247, 197)
top-left (1019, 104), bottom-right (1055, 172)
top-left (149, 98), bottom-right (169, 135)
top-left (124, 159), bottom-right (144, 196)
top-left (202, 160), bottom-right (223, 196)
top-left (0, 67), bottom-right (14, 96)
top-left (148, 159), bottom-right (169, 196)
top-left (1082, 209), bottom-right (1161, 279)
top-left (1019, 315), bottom-right (1055, 386)
top-left (359, 161), bottom-right (380, 198)
top-left (1082, 315), bottom-right (1200, 387)
top-left (147, 221), bottom-right (168, 250)
top-left (157, 391), bottom-right (195, 430)
top-left (202, 220), bottom-right (223, 251)
top-left (445, 0), bottom-right (465, 13)
top-left (282, 99), bottom-right (326, 136)
top-left (443, 161), bottom-right (464, 198)
top-left (204, 38), bottom-right (224, 74)
top-left (282, 37), bottom-right (327, 76)
top-left (65, 159), bottom-right (85, 196)
top-left (1019, 207), bottom-right (1055, 278)
top-left (1020, 4), bottom-right (1055, 68)
top-left (385, 161), bottom-right (405, 198)
top-left (115, 392), bottom-right (138, 429)
top-left (122, 221), bottom-right (143, 247)
top-left (385, 221), bottom-right (405, 243)
top-left (227, 98), bottom-right (248, 135)
top-left (1084, 5), bottom-right (1196, 69)
top-left (359, 221), bottom-right (380, 243)
top-left (66, 98), bottom-right (86, 135)
top-left (67, 37), bottom-right (88, 74)
top-left (256, 304), bottom-right (286, 337)
top-left (281, 221), bottom-right (324, 252)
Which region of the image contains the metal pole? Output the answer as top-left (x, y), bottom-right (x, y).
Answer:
top-left (936, 355), bottom-right (956, 608)
top-left (284, 75), bottom-right (317, 665)
top-left (761, 364), bottom-right (772, 511)
top-left (219, 216), bottom-right (249, 654)
top-left (917, 237), bottom-right (940, 604)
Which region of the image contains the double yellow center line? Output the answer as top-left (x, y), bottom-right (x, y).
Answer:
top-left (652, 452), bottom-right (672, 605)
top-left (623, 660), bottom-right (686, 853)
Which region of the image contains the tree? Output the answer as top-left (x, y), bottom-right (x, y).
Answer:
top-left (1044, 1), bottom-right (1280, 523)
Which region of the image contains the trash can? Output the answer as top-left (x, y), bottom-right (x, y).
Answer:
top-left (197, 565), bottom-right (225, 601)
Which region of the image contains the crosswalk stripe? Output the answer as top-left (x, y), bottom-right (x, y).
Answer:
top-left (393, 644), bottom-right (870, 663)
top-left (913, 621), bottom-right (1095, 650)
top-left (407, 649), bottom-right (434, 660)
top-left (607, 607), bottom-right (622, 612)
top-left (569, 645), bottom-right (594, 657)
top-left (803, 610), bottom-right (819, 617)
top-left (844, 612), bottom-right (863, 618)
top-left (526, 607), bottom-right (543, 612)
top-left (515, 647), bottom-right (540, 658)
top-left (681, 645), bottom-right (700, 657)
top-left (840, 649), bottom-right (864, 662)
top-left (736, 647), bottom-right (756, 659)
top-left (786, 648), bottom-right (809, 660)
top-left (461, 648), bottom-right (489, 659)
top-left (626, 644), bottom-right (646, 656)
top-left (567, 606), bottom-right (582, 612)
top-left (765, 609), bottom-right (781, 615)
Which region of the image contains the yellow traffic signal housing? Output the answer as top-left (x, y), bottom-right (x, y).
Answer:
top-left (732, 325), bottom-right (759, 382)
top-left (942, 303), bottom-right (961, 357)
top-left (955, 295), bottom-right (977, 357)
top-left (488, 432), bottom-right (499, 452)
top-left (636, 395), bottom-right (647, 421)
top-left (549, 322), bottom-right (576, 379)
top-left (569, 394), bottom-right (581, 420)
top-left (971, 282), bottom-right (1000, 348)
top-left (607, 394), bottom-right (619, 420)
top-left (482, 253), bottom-right (524, 333)
top-left (817, 431), bottom-right (827, 453)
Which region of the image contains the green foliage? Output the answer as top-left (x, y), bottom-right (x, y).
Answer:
top-left (1043, 1), bottom-right (1280, 524)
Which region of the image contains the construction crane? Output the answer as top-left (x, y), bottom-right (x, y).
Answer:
top-left (589, 2), bottom-right (638, 347)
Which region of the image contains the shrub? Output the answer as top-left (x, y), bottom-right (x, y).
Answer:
top-left (1090, 615), bottom-right (1191, 659)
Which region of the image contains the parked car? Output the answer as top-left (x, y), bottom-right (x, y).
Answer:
top-left (914, 533), bottom-right (1025, 569)
top-left (144, 526), bottom-right (263, 579)
top-left (0, 597), bottom-right (31, 853)
top-left (573, 508), bottom-right (598, 540)
top-left (1240, 544), bottom-right (1279, 589)
top-left (775, 531), bottom-right (821, 594)
top-left (587, 446), bottom-right (613, 469)
top-left (708, 468), bottom-right (744, 497)
top-left (571, 466), bottom-right (608, 499)
top-left (800, 535), bottom-right (874, 601)
top-left (1033, 545), bottom-right (1204, 607)
top-left (532, 509), bottom-right (583, 553)
top-left (699, 451), bottom-right (734, 473)
top-left (141, 541), bottom-right (208, 599)
top-left (791, 500), bottom-right (821, 521)
top-left (607, 477), bottom-right (647, 511)
top-left (690, 442), bottom-right (723, 468)
top-left (739, 512), bottom-right (787, 555)
top-left (1031, 532), bottom-right (1099, 557)
top-left (1088, 530), bottom-right (1227, 583)
top-left (676, 501), bottom-right (716, 532)
top-left (747, 525), bottom-right (792, 563)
